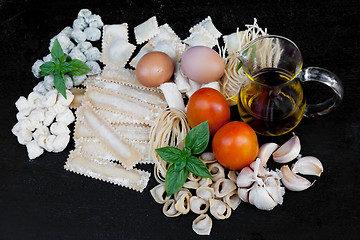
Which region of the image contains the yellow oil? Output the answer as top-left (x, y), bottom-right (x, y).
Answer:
top-left (237, 68), bottom-right (306, 136)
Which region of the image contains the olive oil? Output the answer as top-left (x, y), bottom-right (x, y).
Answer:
top-left (237, 68), bottom-right (306, 136)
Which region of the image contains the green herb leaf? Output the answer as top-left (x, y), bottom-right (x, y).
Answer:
top-left (236, 61), bottom-right (242, 71)
top-left (68, 59), bottom-right (91, 76)
top-left (186, 155), bottom-right (213, 178)
top-left (181, 147), bottom-right (191, 158)
top-left (155, 147), bottom-right (182, 163)
top-left (61, 62), bottom-right (72, 74)
top-left (66, 56), bottom-right (72, 62)
top-left (185, 121), bottom-right (210, 155)
top-left (51, 39), bottom-right (64, 60)
top-left (174, 157), bottom-right (187, 171)
top-left (59, 53), bottom-right (67, 63)
top-left (54, 70), bottom-right (67, 99)
top-left (165, 164), bottom-right (188, 196)
top-left (39, 62), bottom-right (56, 76)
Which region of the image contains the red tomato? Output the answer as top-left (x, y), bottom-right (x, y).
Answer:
top-left (187, 88), bottom-right (230, 136)
top-left (212, 121), bottom-right (259, 170)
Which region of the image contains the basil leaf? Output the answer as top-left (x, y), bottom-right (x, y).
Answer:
top-left (39, 62), bottom-right (56, 76)
top-left (59, 53), bottom-right (67, 63)
top-left (236, 61), bottom-right (242, 71)
top-left (174, 157), bottom-right (187, 171)
top-left (165, 164), bottom-right (188, 196)
top-left (185, 121), bottom-right (210, 155)
top-left (68, 59), bottom-right (91, 76)
top-left (181, 147), bottom-right (191, 158)
top-left (61, 62), bottom-right (72, 74)
top-left (54, 70), bottom-right (67, 99)
top-left (66, 56), bottom-right (72, 62)
top-left (155, 146), bottom-right (182, 163)
top-left (51, 39), bottom-right (64, 60)
top-left (186, 155), bottom-right (213, 178)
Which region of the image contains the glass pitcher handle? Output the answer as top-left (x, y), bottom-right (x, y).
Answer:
top-left (299, 67), bottom-right (344, 118)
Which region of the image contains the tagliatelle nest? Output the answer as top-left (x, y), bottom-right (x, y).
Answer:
top-left (220, 19), bottom-right (268, 106)
top-left (148, 108), bottom-right (190, 183)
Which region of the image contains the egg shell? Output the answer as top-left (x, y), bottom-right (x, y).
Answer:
top-left (136, 51), bottom-right (174, 87)
top-left (181, 46), bottom-right (225, 84)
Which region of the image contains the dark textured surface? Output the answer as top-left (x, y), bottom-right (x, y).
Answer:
top-left (0, 0), bottom-right (359, 239)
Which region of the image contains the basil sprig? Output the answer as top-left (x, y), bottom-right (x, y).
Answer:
top-left (39, 39), bottom-right (90, 99)
top-left (155, 121), bottom-right (213, 196)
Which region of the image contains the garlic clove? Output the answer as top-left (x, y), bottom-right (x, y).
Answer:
top-left (257, 142), bottom-right (279, 166)
top-left (292, 156), bottom-right (324, 177)
top-left (236, 167), bottom-right (255, 188)
top-left (281, 165), bottom-right (312, 191)
top-left (248, 185), bottom-right (278, 211)
top-left (263, 177), bottom-right (285, 205)
top-left (250, 160), bottom-right (267, 177)
top-left (273, 134), bottom-right (301, 163)
top-left (238, 188), bottom-right (250, 203)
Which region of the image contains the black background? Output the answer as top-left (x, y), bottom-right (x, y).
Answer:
top-left (1, 0), bottom-right (359, 239)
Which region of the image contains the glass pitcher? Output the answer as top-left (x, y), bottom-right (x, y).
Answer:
top-left (237, 35), bottom-right (343, 136)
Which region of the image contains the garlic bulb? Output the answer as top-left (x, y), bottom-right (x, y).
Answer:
top-left (236, 158), bottom-right (284, 210)
top-left (273, 134), bottom-right (301, 163)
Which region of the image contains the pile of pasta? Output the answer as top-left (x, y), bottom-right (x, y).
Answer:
top-left (62, 15), bottom-right (270, 235)
top-left (151, 152), bottom-right (240, 235)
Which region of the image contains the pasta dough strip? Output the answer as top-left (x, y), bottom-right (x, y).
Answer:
top-left (79, 105), bottom-right (141, 169)
top-left (84, 77), bottom-right (167, 107)
top-left (93, 107), bottom-right (152, 125)
top-left (75, 137), bottom-right (152, 164)
top-left (74, 119), bottom-right (151, 142)
top-left (65, 150), bottom-right (150, 192)
top-left (85, 87), bottom-right (162, 122)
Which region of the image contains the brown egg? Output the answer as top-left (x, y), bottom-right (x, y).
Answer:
top-left (181, 46), bottom-right (225, 84)
top-left (136, 51), bottom-right (174, 87)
